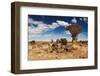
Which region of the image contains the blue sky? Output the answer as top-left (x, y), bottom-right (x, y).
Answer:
top-left (28, 15), bottom-right (88, 41)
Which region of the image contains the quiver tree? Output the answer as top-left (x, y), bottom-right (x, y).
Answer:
top-left (66, 24), bottom-right (82, 48)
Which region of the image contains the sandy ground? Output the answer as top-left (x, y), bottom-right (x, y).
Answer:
top-left (28, 41), bottom-right (88, 60)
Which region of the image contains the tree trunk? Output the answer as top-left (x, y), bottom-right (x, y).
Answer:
top-left (72, 37), bottom-right (77, 49)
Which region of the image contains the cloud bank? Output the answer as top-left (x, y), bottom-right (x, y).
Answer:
top-left (28, 18), bottom-right (71, 35)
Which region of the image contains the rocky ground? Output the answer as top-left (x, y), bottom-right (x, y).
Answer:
top-left (28, 41), bottom-right (88, 60)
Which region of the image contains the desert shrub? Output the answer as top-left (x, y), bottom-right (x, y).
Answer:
top-left (30, 40), bottom-right (35, 45)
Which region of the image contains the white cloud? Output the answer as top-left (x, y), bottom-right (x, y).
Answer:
top-left (65, 31), bottom-right (71, 35)
top-left (28, 18), bottom-right (43, 25)
top-left (71, 17), bottom-right (77, 23)
top-left (28, 18), bottom-right (50, 34)
top-left (29, 24), bottom-right (49, 34)
top-left (83, 17), bottom-right (88, 22)
top-left (79, 17), bottom-right (88, 23)
top-left (28, 18), bottom-right (71, 35)
top-left (57, 20), bottom-right (70, 26)
top-left (49, 22), bottom-right (59, 29)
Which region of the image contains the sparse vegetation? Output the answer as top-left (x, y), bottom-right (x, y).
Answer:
top-left (28, 39), bottom-right (88, 60)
